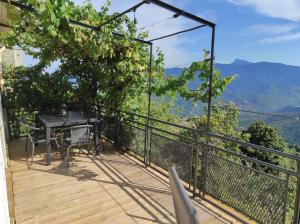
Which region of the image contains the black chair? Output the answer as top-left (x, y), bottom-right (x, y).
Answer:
top-left (23, 123), bottom-right (62, 164)
top-left (64, 125), bottom-right (95, 167)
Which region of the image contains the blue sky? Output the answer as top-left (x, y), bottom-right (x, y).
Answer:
top-left (25, 0), bottom-right (300, 68)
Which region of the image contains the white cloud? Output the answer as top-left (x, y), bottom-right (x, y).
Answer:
top-left (259, 32), bottom-right (300, 44)
top-left (72, 0), bottom-right (209, 67)
top-left (228, 0), bottom-right (300, 21)
top-left (244, 23), bottom-right (298, 36)
top-left (242, 23), bottom-right (300, 44)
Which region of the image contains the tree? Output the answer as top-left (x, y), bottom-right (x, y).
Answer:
top-left (241, 121), bottom-right (288, 168)
top-left (1, 0), bottom-right (150, 112)
top-left (1, 0), bottom-right (237, 140)
top-left (185, 101), bottom-right (242, 152)
top-left (2, 64), bottom-right (73, 112)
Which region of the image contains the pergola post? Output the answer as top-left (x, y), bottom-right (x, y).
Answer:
top-left (145, 43), bottom-right (153, 165)
top-left (207, 25), bottom-right (216, 131)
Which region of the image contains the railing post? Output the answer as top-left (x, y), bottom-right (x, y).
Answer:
top-left (144, 127), bottom-right (148, 166)
top-left (283, 174), bottom-right (290, 224)
top-left (148, 123), bottom-right (152, 166)
top-left (200, 142), bottom-right (208, 197)
top-left (192, 132), bottom-right (200, 197)
top-left (294, 161), bottom-right (300, 224)
top-left (114, 110), bottom-right (121, 147)
top-left (144, 120), bottom-right (152, 167)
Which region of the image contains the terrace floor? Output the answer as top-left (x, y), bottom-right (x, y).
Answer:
top-left (7, 138), bottom-right (238, 224)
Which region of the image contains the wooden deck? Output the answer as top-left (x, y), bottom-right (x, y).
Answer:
top-left (7, 138), bottom-right (236, 224)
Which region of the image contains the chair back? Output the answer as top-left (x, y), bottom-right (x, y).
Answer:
top-left (70, 125), bottom-right (92, 144)
top-left (169, 166), bottom-right (199, 224)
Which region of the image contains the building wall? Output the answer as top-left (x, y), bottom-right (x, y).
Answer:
top-left (1, 48), bottom-right (23, 67)
top-left (0, 95), bottom-right (9, 224)
top-left (1, 4), bottom-right (15, 222)
top-left (0, 48), bottom-right (10, 224)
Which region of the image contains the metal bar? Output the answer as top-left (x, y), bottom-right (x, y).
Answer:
top-left (143, 128), bottom-right (147, 164)
top-left (149, 25), bottom-right (206, 42)
top-left (112, 106), bottom-right (197, 131)
top-left (205, 148), bottom-right (287, 181)
top-left (282, 174), bottom-right (290, 224)
top-left (124, 117), bottom-right (297, 176)
top-left (205, 131), bottom-right (300, 161)
top-left (103, 106), bottom-right (300, 161)
top-left (200, 145), bottom-right (207, 196)
top-left (147, 0), bottom-right (215, 27)
top-left (151, 131), bottom-right (190, 146)
top-left (111, 31), bottom-right (152, 45)
top-left (147, 44), bottom-right (153, 128)
top-left (189, 142), bottom-right (194, 190)
top-left (192, 133), bottom-right (199, 197)
top-left (219, 106), bottom-right (299, 121)
top-left (207, 144), bottom-right (297, 176)
top-left (122, 122), bottom-right (145, 132)
top-left (69, 19), bottom-right (152, 45)
top-left (146, 44), bottom-right (153, 165)
top-left (149, 128), bottom-right (153, 165)
top-left (0, 0), bottom-right (152, 45)
top-left (46, 127), bottom-right (51, 165)
top-left (69, 19), bottom-right (98, 31)
top-left (294, 161), bottom-right (300, 224)
top-left (0, 22), bottom-right (10, 28)
top-left (124, 118), bottom-right (188, 141)
top-left (206, 25), bottom-right (215, 131)
top-left (169, 166), bottom-right (199, 224)
top-left (97, 1), bottom-right (147, 29)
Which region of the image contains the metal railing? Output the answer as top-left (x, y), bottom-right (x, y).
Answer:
top-left (4, 106), bottom-right (300, 223)
top-left (98, 106), bottom-right (300, 224)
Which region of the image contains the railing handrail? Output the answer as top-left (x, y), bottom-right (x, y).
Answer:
top-left (99, 105), bottom-right (300, 161)
top-left (169, 166), bottom-right (199, 224)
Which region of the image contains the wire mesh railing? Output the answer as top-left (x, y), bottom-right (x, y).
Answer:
top-left (5, 106), bottom-right (300, 223)
top-left (150, 132), bottom-right (193, 184)
top-left (201, 145), bottom-right (289, 224)
top-left (98, 106), bottom-right (300, 224)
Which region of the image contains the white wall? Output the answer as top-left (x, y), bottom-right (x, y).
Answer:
top-left (0, 95), bottom-right (10, 224)
top-left (1, 7), bottom-right (12, 221)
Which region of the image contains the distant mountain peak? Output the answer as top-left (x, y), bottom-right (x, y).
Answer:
top-left (231, 59), bottom-right (252, 66)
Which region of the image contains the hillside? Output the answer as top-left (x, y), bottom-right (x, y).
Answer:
top-left (165, 60), bottom-right (300, 144)
top-left (166, 59), bottom-right (300, 112)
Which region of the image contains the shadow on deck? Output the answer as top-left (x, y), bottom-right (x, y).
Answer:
top-left (7, 138), bottom-right (237, 224)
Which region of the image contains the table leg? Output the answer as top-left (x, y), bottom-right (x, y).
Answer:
top-left (46, 127), bottom-right (52, 165)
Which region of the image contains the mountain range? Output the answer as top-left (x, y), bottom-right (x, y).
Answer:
top-left (165, 60), bottom-right (300, 145)
top-left (165, 59), bottom-right (300, 113)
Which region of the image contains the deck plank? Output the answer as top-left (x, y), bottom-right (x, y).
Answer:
top-left (8, 138), bottom-right (233, 224)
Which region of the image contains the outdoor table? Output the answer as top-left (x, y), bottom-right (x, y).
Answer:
top-left (38, 111), bottom-right (99, 165)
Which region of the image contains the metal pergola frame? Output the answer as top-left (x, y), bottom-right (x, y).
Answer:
top-left (0, 0), bottom-right (216, 129)
top-left (100, 0), bottom-right (216, 130)
top-left (3, 2), bottom-right (300, 223)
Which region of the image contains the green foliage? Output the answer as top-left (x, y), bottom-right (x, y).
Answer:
top-left (1, 0), bottom-right (236, 123)
top-left (1, 0), bottom-right (150, 112)
top-left (191, 102), bottom-right (240, 137)
top-left (2, 64), bottom-right (73, 112)
top-left (1, 2), bottom-right (299, 222)
top-left (181, 102), bottom-right (242, 153)
top-left (154, 51), bottom-right (236, 104)
top-left (241, 121), bottom-right (289, 168)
